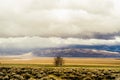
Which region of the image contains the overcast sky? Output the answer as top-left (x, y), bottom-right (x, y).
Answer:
top-left (0, 0), bottom-right (120, 48)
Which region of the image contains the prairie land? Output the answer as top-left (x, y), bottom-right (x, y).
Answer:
top-left (0, 57), bottom-right (120, 80)
top-left (0, 57), bottom-right (120, 68)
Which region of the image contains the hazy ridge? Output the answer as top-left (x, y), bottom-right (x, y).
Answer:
top-left (0, 45), bottom-right (120, 58)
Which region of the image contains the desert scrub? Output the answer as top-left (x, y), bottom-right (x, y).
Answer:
top-left (0, 67), bottom-right (120, 80)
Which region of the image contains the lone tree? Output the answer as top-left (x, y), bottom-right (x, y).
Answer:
top-left (54, 56), bottom-right (64, 67)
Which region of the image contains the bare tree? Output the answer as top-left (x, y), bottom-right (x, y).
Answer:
top-left (54, 56), bottom-right (64, 67)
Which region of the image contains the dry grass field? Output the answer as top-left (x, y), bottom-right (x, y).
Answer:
top-left (0, 57), bottom-right (120, 67)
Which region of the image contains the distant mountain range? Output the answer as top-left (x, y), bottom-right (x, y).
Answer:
top-left (66, 45), bottom-right (120, 52)
top-left (0, 45), bottom-right (120, 58)
top-left (33, 48), bottom-right (120, 58)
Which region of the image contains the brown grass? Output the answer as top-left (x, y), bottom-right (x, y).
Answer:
top-left (0, 57), bottom-right (120, 66)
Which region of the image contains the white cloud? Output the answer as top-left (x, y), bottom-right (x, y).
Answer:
top-left (0, 0), bottom-right (120, 39)
top-left (0, 36), bottom-right (120, 49)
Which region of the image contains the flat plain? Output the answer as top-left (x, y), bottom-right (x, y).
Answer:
top-left (0, 57), bottom-right (120, 80)
top-left (0, 57), bottom-right (120, 68)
